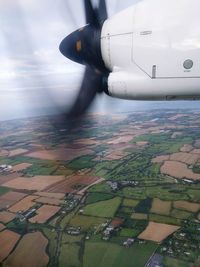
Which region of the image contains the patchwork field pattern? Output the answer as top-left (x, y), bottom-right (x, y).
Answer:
top-left (0, 110), bottom-right (200, 267)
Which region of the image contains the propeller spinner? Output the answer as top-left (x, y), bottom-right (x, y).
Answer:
top-left (59, 0), bottom-right (109, 118)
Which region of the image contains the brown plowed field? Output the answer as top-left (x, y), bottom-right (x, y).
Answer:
top-left (194, 139), bottom-right (200, 148)
top-left (26, 147), bottom-right (93, 161)
top-left (45, 175), bottom-right (100, 193)
top-left (9, 148), bottom-right (28, 157)
top-left (0, 150), bottom-right (9, 157)
top-left (9, 195), bottom-right (39, 213)
top-left (0, 230), bottom-right (20, 261)
top-left (173, 201), bottom-right (200, 212)
top-left (152, 155), bottom-right (170, 163)
top-left (0, 223), bottom-right (5, 231)
top-left (136, 141), bottom-right (149, 146)
top-left (0, 173), bottom-right (19, 185)
top-left (0, 192), bottom-right (27, 209)
top-left (3, 175), bottom-right (65, 191)
top-left (191, 149), bottom-right (200, 154)
top-left (169, 152), bottom-right (199, 165)
top-left (0, 211), bottom-right (15, 223)
top-left (34, 196), bottom-right (63, 206)
top-left (3, 231), bottom-right (49, 267)
top-left (180, 144), bottom-right (193, 152)
top-left (75, 138), bottom-right (99, 145)
top-left (106, 135), bottom-right (133, 145)
top-left (35, 192), bottom-right (65, 199)
top-left (29, 205), bottom-right (60, 223)
top-left (104, 151), bottom-right (128, 160)
top-left (161, 161), bottom-right (200, 180)
top-left (12, 163), bottom-right (32, 172)
top-left (150, 198), bottom-right (172, 215)
top-left (139, 222), bottom-right (180, 242)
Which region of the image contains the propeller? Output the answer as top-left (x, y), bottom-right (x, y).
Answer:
top-left (59, 0), bottom-right (110, 119)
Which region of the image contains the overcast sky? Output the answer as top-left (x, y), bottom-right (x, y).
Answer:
top-left (0, 0), bottom-right (199, 121)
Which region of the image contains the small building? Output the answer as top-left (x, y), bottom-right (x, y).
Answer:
top-left (111, 217), bottom-right (124, 229)
top-left (123, 238), bottom-right (134, 248)
top-left (0, 164), bottom-right (12, 173)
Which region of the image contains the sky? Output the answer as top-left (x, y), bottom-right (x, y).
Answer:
top-left (0, 0), bottom-right (199, 121)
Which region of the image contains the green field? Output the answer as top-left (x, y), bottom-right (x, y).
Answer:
top-left (83, 197), bottom-right (121, 218)
top-left (149, 214), bottom-right (181, 225)
top-left (58, 232), bottom-right (83, 267)
top-left (67, 156), bottom-right (96, 170)
top-left (187, 189), bottom-right (200, 202)
top-left (88, 182), bottom-right (111, 193)
top-left (0, 186), bottom-right (10, 196)
top-left (42, 228), bottom-right (57, 267)
top-left (145, 186), bottom-right (189, 201)
top-left (85, 192), bottom-right (114, 204)
top-left (122, 198), bottom-right (140, 207)
top-left (171, 209), bottom-right (193, 220)
top-left (83, 241), bottom-right (158, 267)
top-left (121, 187), bottom-right (146, 200)
top-left (59, 243), bottom-right (81, 267)
top-left (61, 233), bottom-right (83, 243)
top-left (69, 215), bottom-right (107, 231)
top-left (23, 162), bottom-right (58, 175)
top-left (119, 228), bottom-right (141, 237)
top-left (163, 256), bottom-right (193, 267)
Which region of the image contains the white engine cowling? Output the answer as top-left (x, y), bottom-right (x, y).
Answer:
top-left (101, 0), bottom-right (200, 101)
top-left (108, 70), bottom-right (200, 101)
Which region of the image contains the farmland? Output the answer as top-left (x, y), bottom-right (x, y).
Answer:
top-left (161, 161), bottom-right (200, 180)
top-left (138, 222), bottom-right (180, 242)
top-left (0, 110), bottom-right (200, 267)
top-left (29, 205), bottom-right (60, 223)
top-left (45, 175), bottom-right (101, 194)
top-left (9, 195), bottom-right (39, 212)
top-left (0, 211), bottom-right (15, 223)
top-left (3, 175), bottom-right (65, 191)
top-left (0, 230), bottom-right (20, 262)
top-left (150, 198), bottom-right (172, 215)
top-left (3, 232), bottom-right (49, 267)
top-left (83, 197), bottom-right (121, 217)
top-left (0, 191), bottom-right (27, 209)
top-left (83, 241), bottom-right (158, 267)
top-left (69, 215), bottom-right (107, 230)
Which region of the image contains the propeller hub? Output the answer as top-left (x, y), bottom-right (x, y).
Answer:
top-left (58, 0), bottom-right (109, 119)
top-left (59, 25), bottom-right (105, 71)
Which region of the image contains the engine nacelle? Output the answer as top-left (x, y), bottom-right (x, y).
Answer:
top-left (101, 0), bottom-right (200, 101)
top-left (108, 70), bottom-right (200, 101)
